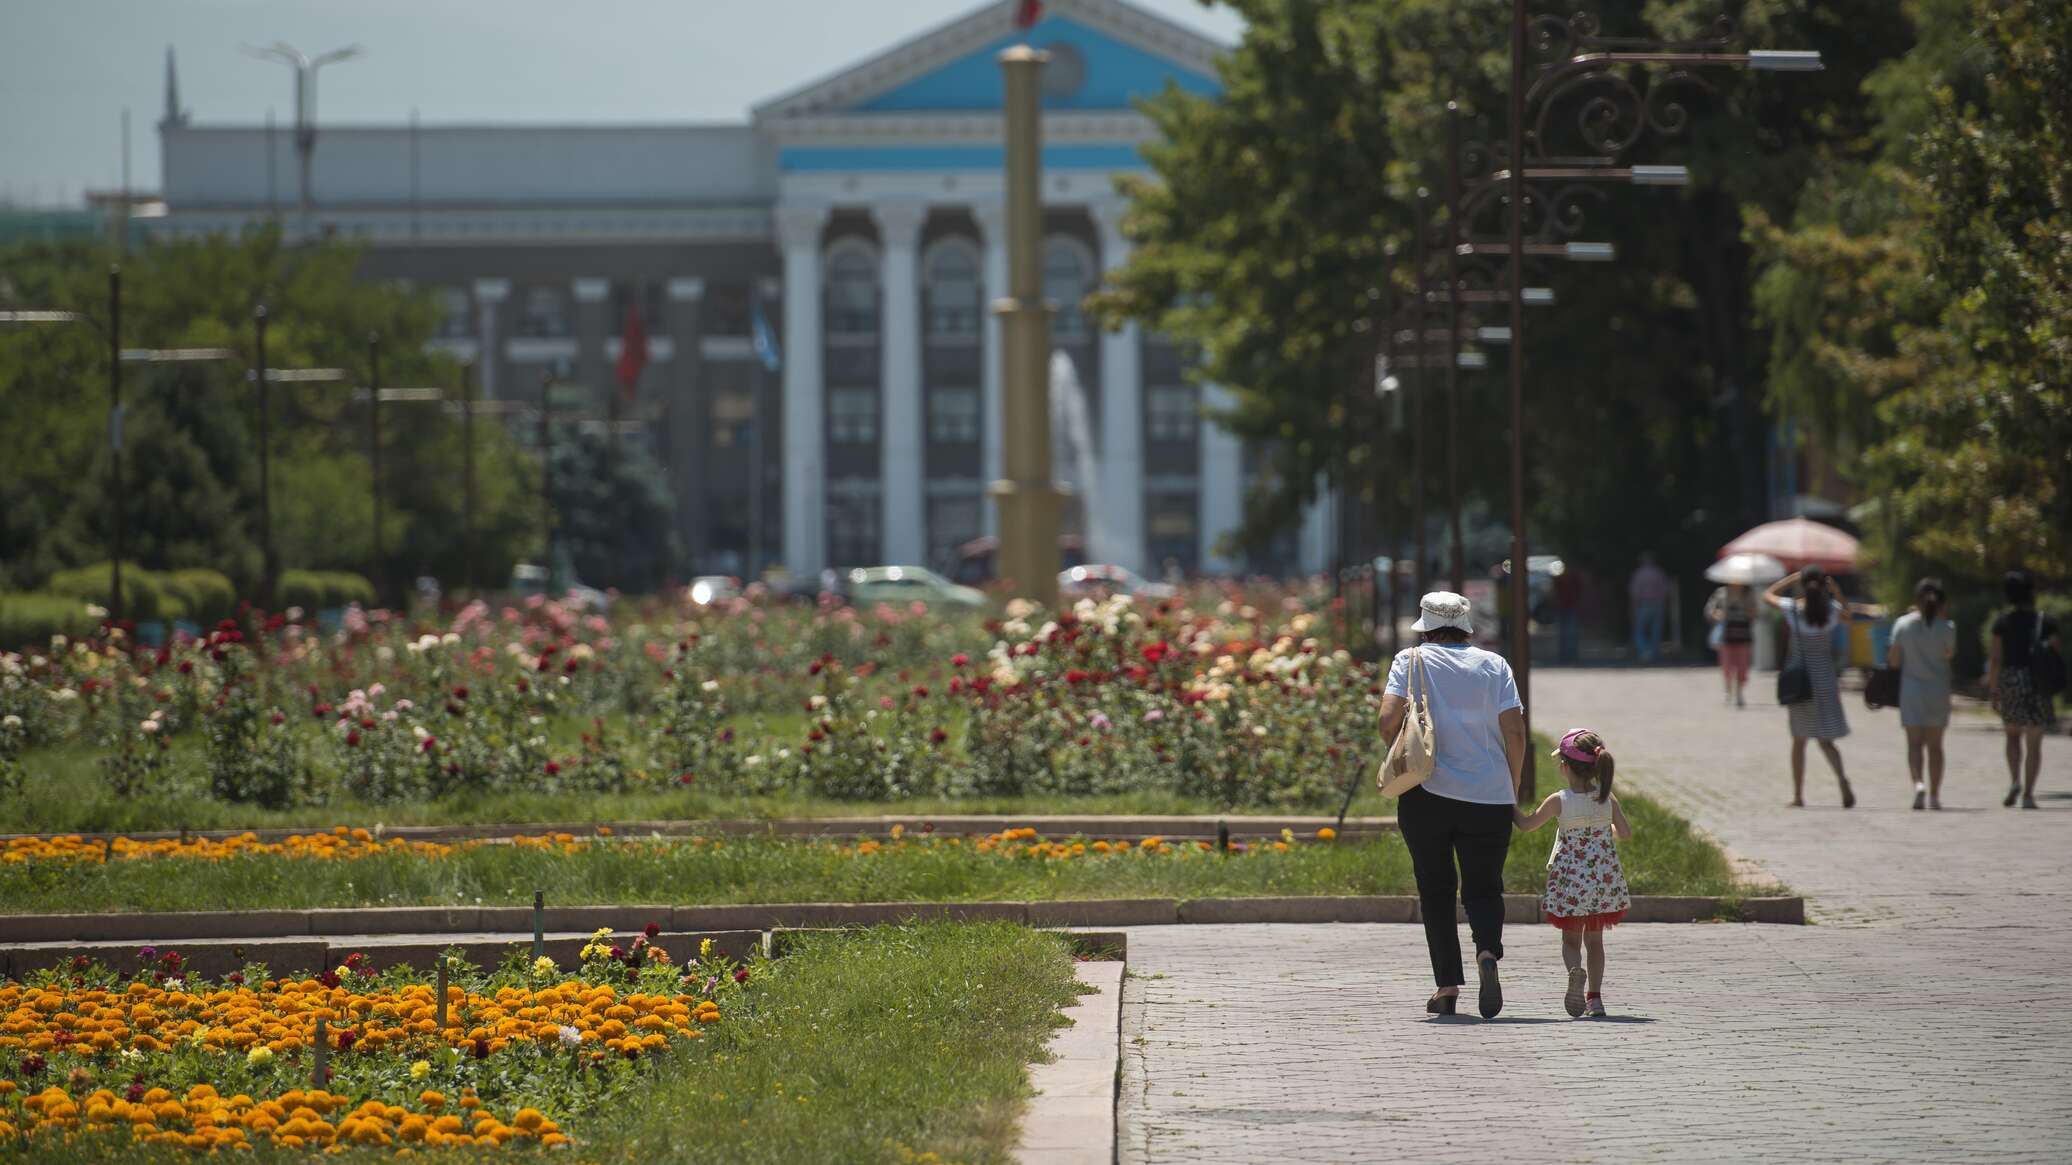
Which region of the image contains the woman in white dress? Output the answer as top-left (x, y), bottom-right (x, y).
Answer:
top-left (1886, 579), bottom-right (1955, 809)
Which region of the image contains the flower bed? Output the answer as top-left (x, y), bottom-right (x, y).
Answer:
top-left (2, 586), bottom-right (1376, 831)
top-left (1, 827), bottom-right (590, 866)
top-left (0, 929), bottom-right (750, 1153)
top-left (0, 923), bottom-right (1082, 1163)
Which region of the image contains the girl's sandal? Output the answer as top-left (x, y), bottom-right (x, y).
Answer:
top-left (1564, 967), bottom-right (1587, 1018)
top-left (1425, 991), bottom-right (1457, 1016)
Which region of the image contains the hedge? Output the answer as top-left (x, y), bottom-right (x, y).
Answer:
top-left (42, 563), bottom-right (182, 624)
top-left (0, 594), bottom-right (103, 650)
top-left (278, 569), bottom-right (377, 613)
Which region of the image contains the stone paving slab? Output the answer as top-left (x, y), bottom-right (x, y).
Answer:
top-left (1117, 668), bottom-right (2072, 1164)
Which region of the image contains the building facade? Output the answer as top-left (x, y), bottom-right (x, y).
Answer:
top-left (150, 0), bottom-right (1336, 581)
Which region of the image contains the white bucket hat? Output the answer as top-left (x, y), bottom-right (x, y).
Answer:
top-left (1410, 591), bottom-right (1473, 633)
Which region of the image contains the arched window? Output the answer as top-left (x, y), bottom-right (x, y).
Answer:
top-left (826, 242), bottom-right (880, 338)
top-left (1044, 237), bottom-right (1094, 341)
top-left (924, 239), bottom-right (982, 339)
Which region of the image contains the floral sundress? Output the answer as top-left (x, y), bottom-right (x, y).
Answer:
top-left (1543, 788), bottom-right (1631, 933)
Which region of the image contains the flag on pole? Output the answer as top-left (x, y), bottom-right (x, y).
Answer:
top-left (1015, 0), bottom-right (1043, 29)
top-left (751, 300), bottom-right (781, 373)
top-left (614, 302), bottom-right (648, 401)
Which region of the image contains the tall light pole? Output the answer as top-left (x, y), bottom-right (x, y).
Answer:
top-left (990, 47), bottom-right (1062, 610)
top-left (241, 42), bottom-right (363, 239)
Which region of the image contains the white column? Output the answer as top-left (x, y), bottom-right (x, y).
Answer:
top-left (875, 204), bottom-right (927, 566)
top-left (1199, 382), bottom-right (1244, 574)
top-left (472, 278), bottom-right (509, 400)
top-left (973, 203), bottom-right (1008, 539)
top-left (1091, 202), bottom-right (1147, 574)
top-left (777, 205), bottom-right (829, 580)
top-left (1298, 476), bottom-right (1334, 577)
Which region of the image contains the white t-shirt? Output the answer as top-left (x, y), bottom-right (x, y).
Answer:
top-left (1385, 642), bottom-right (1523, 805)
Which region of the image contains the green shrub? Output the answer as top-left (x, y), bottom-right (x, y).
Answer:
top-left (165, 568), bottom-right (237, 624)
top-left (0, 593), bottom-right (102, 649)
top-left (277, 569), bottom-right (329, 612)
top-left (320, 570), bottom-right (377, 610)
top-left (43, 562), bottom-right (167, 623)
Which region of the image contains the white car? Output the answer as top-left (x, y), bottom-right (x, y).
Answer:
top-left (687, 576), bottom-right (741, 606)
top-left (1059, 564), bottom-right (1177, 601)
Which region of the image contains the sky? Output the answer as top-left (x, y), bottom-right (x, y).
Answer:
top-left (0, 0), bottom-right (1245, 207)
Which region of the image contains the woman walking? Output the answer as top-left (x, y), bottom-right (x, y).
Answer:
top-left (1378, 592), bottom-right (1527, 1018)
top-left (1988, 571), bottom-right (2061, 809)
top-left (1886, 579), bottom-right (1955, 809)
top-left (1705, 582), bottom-right (1759, 707)
top-left (1763, 567), bottom-right (1859, 808)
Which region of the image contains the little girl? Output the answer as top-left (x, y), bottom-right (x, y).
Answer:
top-left (1514, 728), bottom-right (1633, 1017)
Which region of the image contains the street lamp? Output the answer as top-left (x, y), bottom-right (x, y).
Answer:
top-left (1459, 2), bottom-right (1822, 798)
top-left (249, 304), bottom-right (349, 607)
top-left (241, 42), bottom-right (363, 239)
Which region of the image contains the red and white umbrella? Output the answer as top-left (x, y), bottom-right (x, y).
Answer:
top-left (1718, 518), bottom-right (1858, 574)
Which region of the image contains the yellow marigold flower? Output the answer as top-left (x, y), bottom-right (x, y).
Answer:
top-left (418, 1091), bottom-right (446, 1110)
top-left (245, 1045), bottom-right (273, 1067)
top-left (532, 956), bottom-right (557, 976)
top-left (409, 1060), bottom-right (430, 1080)
top-left (1316, 827), bottom-right (1337, 841)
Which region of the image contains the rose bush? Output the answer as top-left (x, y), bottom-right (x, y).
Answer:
top-left (2, 583), bottom-right (1374, 814)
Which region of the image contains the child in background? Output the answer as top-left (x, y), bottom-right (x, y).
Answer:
top-left (1514, 729), bottom-right (1633, 1017)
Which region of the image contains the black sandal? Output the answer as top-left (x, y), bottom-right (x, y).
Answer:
top-left (1425, 992), bottom-right (1457, 1016)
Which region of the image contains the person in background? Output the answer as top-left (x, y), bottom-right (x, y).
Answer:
top-left (1764, 566), bottom-right (1869, 808)
top-left (1628, 552), bottom-right (1671, 664)
top-left (1704, 581), bottom-right (1759, 707)
top-left (1987, 570), bottom-right (2061, 809)
top-left (1886, 578), bottom-right (1955, 809)
top-left (1554, 562), bottom-right (1583, 664)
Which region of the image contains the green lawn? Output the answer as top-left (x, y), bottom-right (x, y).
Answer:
top-left (0, 786), bottom-right (1742, 914)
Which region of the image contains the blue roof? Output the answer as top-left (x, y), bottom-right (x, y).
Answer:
top-left (854, 14), bottom-right (1219, 113)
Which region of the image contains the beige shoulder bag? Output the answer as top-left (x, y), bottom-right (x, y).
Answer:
top-left (1378, 647), bottom-right (1438, 795)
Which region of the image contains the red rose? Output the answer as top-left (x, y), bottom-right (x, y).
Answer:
top-left (345, 730), bottom-right (361, 747)
top-left (929, 729), bottom-right (948, 745)
top-left (951, 653), bottom-right (970, 667)
top-left (733, 967), bottom-right (750, 984)
top-left (421, 737), bottom-right (438, 752)
top-left (644, 922), bottom-right (660, 939)
top-left (544, 761), bottom-right (561, 775)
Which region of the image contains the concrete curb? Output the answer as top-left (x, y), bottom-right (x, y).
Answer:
top-left (0, 895), bottom-right (1804, 946)
top-left (0, 814), bottom-right (1394, 846)
top-left (1015, 959), bottom-right (1125, 1165)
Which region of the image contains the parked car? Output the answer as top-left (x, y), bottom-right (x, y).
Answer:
top-left (686, 576), bottom-right (741, 606)
top-left (1059, 564), bottom-right (1177, 602)
top-left (509, 563), bottom-right (610, 611)
top-left (846, 566), bottom-right (987, 610)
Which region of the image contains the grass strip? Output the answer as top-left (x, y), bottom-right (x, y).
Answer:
top-left (589, 922), bottom-right (1081, 1165)
top-left (0, 786), bottom-right (1740, 914)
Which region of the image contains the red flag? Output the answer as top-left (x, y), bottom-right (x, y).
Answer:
top-left (1015, 0), bottom-right (1042, 29)
top-left (614, 302), bottom-right (648, 401)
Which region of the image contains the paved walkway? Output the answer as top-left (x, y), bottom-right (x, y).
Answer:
top-left (1117, 667), bottom-right (2070, 1163)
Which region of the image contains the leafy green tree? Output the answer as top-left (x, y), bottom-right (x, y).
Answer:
top-left (1094, 0), bottom-right (1911, 597)
top-left (0, 228), bottom-right (542, 599)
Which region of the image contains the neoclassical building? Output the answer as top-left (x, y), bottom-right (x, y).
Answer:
top-left (150, 0), bottom-right (1335, 580)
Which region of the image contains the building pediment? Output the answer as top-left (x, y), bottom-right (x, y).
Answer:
top-left (752, 0), bottom-right (1223, 124)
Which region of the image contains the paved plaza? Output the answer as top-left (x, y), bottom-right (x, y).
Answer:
top-left (1117, 667), bottom-right (2071, 1163)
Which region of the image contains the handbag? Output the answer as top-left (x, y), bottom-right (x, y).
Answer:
top-left (1377, 647), bottom-right (1438, 795)
top-left (1864, 667), bottom-right (1901, 709)
top-left (1777, 607), bottom-right (1812, 705)
top-left (2033, 612), bottom-right (2067, 697)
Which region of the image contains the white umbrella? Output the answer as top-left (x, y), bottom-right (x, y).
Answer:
top-left (1705, 552), bottom-right (1788, 586)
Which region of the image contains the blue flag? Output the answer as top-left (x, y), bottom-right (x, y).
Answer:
top-left (751, 300), bottom-right (781, 373)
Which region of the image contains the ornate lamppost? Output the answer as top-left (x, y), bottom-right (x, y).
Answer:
top-left (1451, 5), bottom-right (1820, 798)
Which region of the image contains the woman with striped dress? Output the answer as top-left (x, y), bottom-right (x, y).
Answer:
top-left (1764, 567), bottom-right (1862, 808)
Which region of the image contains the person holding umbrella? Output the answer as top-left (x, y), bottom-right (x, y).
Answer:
top-left (1704, 553), bottom-right (1782, 707)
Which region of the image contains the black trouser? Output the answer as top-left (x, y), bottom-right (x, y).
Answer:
top-left (1398, 784), bottom-right (1513, 987)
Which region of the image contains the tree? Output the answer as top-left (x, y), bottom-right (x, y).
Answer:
top-left (1750, 0), bottom-right (2068, 593)
top-left (1093, 0), bottom-right (1910, 597)
top-left (0, 228), bottom-right (542, 598)
top-left (547, 426), bottom-right (681, 594)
